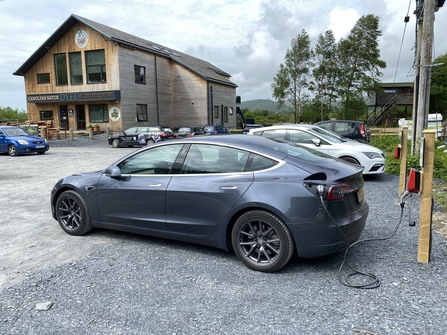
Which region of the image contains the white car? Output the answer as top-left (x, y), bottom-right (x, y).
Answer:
top-left (247, 124), bottom-right (385, 175)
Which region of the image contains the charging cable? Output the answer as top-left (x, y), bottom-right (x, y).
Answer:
top-left (318, 188), bottom-right (410, 289)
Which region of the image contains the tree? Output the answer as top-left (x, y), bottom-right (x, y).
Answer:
top-left (272, 29), bottom-right (313, 123)
top-left (309, 30), bottom-right (338, 121)
top-left (430, 53), bottom-right (447, 116)
top-left (335, 15), bottom-right (386, 119)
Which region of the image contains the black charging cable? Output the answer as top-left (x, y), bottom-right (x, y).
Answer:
top-left (318, 190), bottom-right (409, 289)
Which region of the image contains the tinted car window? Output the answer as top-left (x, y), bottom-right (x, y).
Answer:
top-left (181, 144), bottom-right (251, 174)
top-left (118, 144), bottom-right (183, 175)
top-left (246, 154), bottom-right (277, 172)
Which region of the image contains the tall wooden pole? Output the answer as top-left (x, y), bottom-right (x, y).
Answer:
top-left (415, 0), bottom-right (435, 155)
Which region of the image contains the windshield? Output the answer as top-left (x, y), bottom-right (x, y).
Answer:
top-left (266, 138), bottom-right (335, 162)
top-left (3, 127), bottom-right (31, 137)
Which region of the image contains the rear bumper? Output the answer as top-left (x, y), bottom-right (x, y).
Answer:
top-left (288, 201), bottom-right (369, 258)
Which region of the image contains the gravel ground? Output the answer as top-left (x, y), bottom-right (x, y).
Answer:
top-left (1, 134), bottom-right (447, 335)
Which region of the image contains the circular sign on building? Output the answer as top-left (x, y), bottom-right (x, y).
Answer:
top-left (75, 28), bottom-right (89, 48)
top-left (109, 107), bottom-right (121, 122)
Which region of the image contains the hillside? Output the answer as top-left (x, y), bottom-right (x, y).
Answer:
top-left (240, 99), bottom-right (288, 113)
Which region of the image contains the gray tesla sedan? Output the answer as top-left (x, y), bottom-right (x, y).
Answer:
top-left (51, 135), bottom-right (368, 272)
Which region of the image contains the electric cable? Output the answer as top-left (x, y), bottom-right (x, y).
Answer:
top-left (394, 0), bottom-right (413, 83)
top-left (319, 194), bottom-right (407, 289)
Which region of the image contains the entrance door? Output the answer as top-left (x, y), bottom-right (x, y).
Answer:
top-left (59, 105), bottom-right (68, 129)
top-left (76, 105), bottom-right (86, 130)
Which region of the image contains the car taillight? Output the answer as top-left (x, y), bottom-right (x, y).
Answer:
top-left (325, 184), bottom-right (353, 200)
top-left (160, 132), bottom-right (166, 137)
top-left (360, 124), bottom-right (366, 139)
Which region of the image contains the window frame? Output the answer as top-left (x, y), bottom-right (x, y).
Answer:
top-left (37, 73), bottom-right (50, 84)
top-left (136, 104), bottom-right (148, 122)
top-left (69, 52), bottom-right (84, 85)
top-left (85, 49), bottom-right (106, 84)
top-left (88, 104), bottom-right (109, 123)
top-left (134, 65), bottom-right (146, 84)
top-left (213, 106), bottom-right (219, 118)
top-left (39, 110), bottom-right (54, 120)
top-left (54, 53), bottom-right (68, 86)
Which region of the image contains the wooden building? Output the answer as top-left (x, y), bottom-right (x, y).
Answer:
top-left (13, 14), bottom-right (237, 132)
top-left (366, 82), bottom-right (414, 127)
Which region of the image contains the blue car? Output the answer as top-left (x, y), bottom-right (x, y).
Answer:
top-left (0, 126), bottom-right (49, 156)
top-left (203, 124), bottom-right (231, 135)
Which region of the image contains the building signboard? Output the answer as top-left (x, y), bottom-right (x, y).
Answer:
top-left (27, 90), bottom-right (121, 103)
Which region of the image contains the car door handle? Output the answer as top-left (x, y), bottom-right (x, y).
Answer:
top-left (221, 186), bottom-right (238, 190)
top-left (148, 183), bottom-right (163, 187)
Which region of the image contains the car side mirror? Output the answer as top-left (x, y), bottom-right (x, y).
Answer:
top-left (104, 165), bottom-right (121, 178)
top-left (311, 138), bottom-right (321, 147)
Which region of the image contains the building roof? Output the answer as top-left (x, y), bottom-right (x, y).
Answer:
top-left (13, 14), bottom-right (237, 87)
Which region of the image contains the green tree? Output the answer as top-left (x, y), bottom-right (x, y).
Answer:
top-left (0, 106), bottom-right (28, 122)
top-left (309, 30), bottom-right (338, 121)
top-left (335, 14), bottom-right (386, 119)
top-left (272, 29), bottom-right (313, 123)
top-left (430, 53), bottom-right (447, 116)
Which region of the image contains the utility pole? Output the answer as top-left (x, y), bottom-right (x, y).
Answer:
top-left (412, 0), bottom-right (444, 154)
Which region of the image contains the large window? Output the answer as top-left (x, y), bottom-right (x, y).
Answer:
top-left (69, 52), bottom-right (83, 84)
top-left (86, 50), bottom-right (106, 83)
top-left (89, 104), bottom-right (109, 123)
top-left (37, 73), bottom-right (50, 84)
top-left (223, 107), bottom-right (228, 122)
top-left (136, 104), bottom-right (148, 121)
top-left (134, 65), bottom-right (146, 84)
top-left (54, 54), bottom-right (68, 85)
top-left (40, 110), bottom-right (54, 120)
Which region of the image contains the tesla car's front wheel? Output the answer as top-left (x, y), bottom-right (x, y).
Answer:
top-left (55, 190), bottom-right (93, 236)
top-left (232, 210), bottom-right (295, 273)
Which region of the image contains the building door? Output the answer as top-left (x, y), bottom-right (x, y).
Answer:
top-left (76, 105), bottom-right (86, 130)
top-left (59, 105), bottom-right (68, 129)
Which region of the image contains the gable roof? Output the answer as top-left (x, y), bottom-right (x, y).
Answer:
top-left (13, 14), bottom-right (237, 87)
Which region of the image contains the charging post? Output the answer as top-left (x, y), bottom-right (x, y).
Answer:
top-left (418, 130), bottom-right (435, 263)
top-left (399, 126), bottom-right (409, 195)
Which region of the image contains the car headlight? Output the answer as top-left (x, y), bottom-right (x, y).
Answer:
top-left (18, 140), bottom-right (29, 145)
top-left (362, 151), bottom-right (382, 159)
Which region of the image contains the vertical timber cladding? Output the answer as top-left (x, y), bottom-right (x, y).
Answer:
top-left (209, 82), bottom-right (237, 128)
top-left (118, 47), bottom-right (167, 129)
top-left (171, 63), bottom-right (208, 127)
top-left (23, 23), bottom-right (120, 130)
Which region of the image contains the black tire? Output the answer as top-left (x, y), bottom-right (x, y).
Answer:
top-left (340, 156), bottom-right (359, 165)
top-left (37, 151), bottom-right (45, 155)
top-left (55, 190), bottom-right (93, 236)
top-left (231, 210), bottom-right (295, 273)
top-left (146, 138), bottom-right (155, 146)
top-left (8, 145), bottom-right (18, 156)
top-left (112, 139), bottom-right (120, 148)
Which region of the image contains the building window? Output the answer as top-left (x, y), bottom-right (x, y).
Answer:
top-left (86, 50), bottom-right (106, 83)
top-left (134, 65), bottom-right (146, 84)
top-left (213, 106), bottom-right (219, 118)
top-left (69, 52), bottom-right (83, 84)
top-left (40, 110), bottom-right (54, 120)
top-left (136, 104), bottom-right (148, 121)
top-left (89, 104), bottom-right (109, 122)
top-left (54, 54), bottom-right (68, 85)
top-left (223, 107), bottom-right (228, 122)
top-left (37, 73), bottom-right (50, 84)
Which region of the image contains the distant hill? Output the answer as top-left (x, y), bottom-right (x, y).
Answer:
top-left (240, 99), bottom-right (288, 113)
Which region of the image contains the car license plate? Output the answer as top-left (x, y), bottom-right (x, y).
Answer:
top-left (35, 145), bottom-right (45, 149)
top-left (357, 187), bottom-right (364, 202)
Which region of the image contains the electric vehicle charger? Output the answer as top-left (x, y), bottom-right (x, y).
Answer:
top-left (317, 185), bottom-right (412, 289)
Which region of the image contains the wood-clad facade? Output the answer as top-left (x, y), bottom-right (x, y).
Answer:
top-left (14, 15), bottom-right (237, 132)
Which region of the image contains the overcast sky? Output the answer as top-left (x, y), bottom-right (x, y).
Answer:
top-left (1, 0), bottom-right (446, 111)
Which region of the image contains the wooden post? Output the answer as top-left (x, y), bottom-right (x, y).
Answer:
top-left (399, 126), bottom-right (409, 196)
top-left (88, 127), bottom-right (93, 139)
top-left (418, 130), bottom-right (435, 263)
top-left (69, 128), bottom-right (74, 141)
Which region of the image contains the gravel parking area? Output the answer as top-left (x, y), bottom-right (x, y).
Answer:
top-left (1, 134), bottom-right (447, 334)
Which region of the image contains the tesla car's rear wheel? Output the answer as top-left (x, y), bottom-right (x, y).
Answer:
top-left (232, 210), bottom-right (295, 273)
top-left (55, 190), bottom-right (93, 236)
top-left (8, 145), bottom-right (18, 156)
top-left (112, 139), bottom-right (121, 148)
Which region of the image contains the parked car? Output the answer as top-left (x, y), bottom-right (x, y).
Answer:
top-left (247, 124), bottom-right (385, 175)
top-left (51, 134), bottom-right (368, 273)
top-left (108, 126), bottom-right (166, 148)
top-left (242, 124), bottom-right (264, 134)
top-left (0, 126), bottom-right (49, 156)
top-left (159, 126), bottom-right (174, 139)
top-left (175, 127), bottom-right (195, 138)
top-left (203, 124), bottom-right (231, 135)
top-left (314, 120), bottom-right (371, 143)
